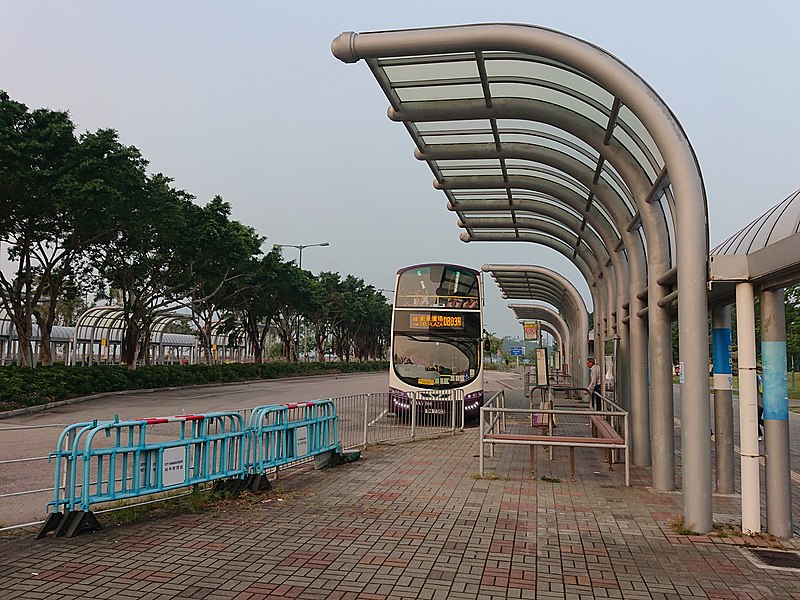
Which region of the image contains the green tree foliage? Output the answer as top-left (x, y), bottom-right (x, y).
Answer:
top-left (223, 248), bottom-right (312, 363)
top-left (178, 196), bottom-right (263, 364)
top-left (782, 285), bottom-right (800, 370)
top-left (95, 173), bottom-right (196, 368)
top-left (0, 92), bottom-right (143, 366)
top-left (0, 91), bottom-right (400, 369)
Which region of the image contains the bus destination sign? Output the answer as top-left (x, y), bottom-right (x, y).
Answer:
top-left (409, 313), bottom-right (464, 330)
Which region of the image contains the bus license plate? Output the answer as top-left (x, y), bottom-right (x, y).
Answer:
top-left (426, 408), bottom-right (447, 414)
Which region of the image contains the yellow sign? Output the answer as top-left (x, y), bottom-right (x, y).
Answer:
top-left (410, 313), bottom-right (463, 329)
top-left (523, 321), bottom-right (539, 341)
top-left (101, 338), bottom-right (107, 347)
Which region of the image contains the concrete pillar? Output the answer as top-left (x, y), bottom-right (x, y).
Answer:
top-left (735, 282), bottom-right (760, 534)
top-left (760, 288), bottom-right (792, 538)
top-left (711, 305), bottom-right (735, 494)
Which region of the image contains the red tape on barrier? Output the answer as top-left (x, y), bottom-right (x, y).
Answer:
top-left (284, 402), bottom-right (314, 409)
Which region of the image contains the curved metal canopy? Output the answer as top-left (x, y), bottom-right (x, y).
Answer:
top-left (333, 22), bottom-right (712, 532)
top-left (482, 263), bottom-right (589, 385)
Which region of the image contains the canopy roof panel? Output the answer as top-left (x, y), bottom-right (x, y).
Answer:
top-left (332, 23), bottom-right (701, 289)
top-left (371, 47), bottom-right (664, 224)
top-left (712, 188), bottom-right (800, 256)
top-left (710, 188), bottom-right (800, 297)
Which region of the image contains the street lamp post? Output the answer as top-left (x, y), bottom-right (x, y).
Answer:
top-left (275, 242), bottom-right (329, 361)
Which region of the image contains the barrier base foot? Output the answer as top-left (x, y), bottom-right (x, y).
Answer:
top-left (35, 512), bottom-right (64, 539)
top-left (213, 478), bottom-right (247, 494)
top-left (315, 450), bottom-right (361, 469)
top-left (58, 510), bottom-right (102, 538)
top-left (248, 473), bottom-right (272, 493)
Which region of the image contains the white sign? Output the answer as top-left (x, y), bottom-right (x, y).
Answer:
top-left (296, 426), bottom-right (309, 457)
top-left (161, 446), bottom-right (186, 487)
top-left (535, 347), bottom-right (549, 386)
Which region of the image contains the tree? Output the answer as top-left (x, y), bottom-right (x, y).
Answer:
top-left (305, 272), bottom-right (344, 363)
top-left (0, 92), bottom-right (141, 366)
top-left (224, 248), bottom-right (316, 363)
top-left (95, 173), bottom-right (196, 368)
top-left (0, 91), bottom-right (77, 366)
top-left (178, 196), bottom-right (263, 364)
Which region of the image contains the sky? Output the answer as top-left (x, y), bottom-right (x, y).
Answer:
top-left (2, 1), bottom-right (799, 338)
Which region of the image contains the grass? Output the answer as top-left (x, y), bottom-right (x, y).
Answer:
top-left (669, 517), bottom-right (702, 536)
top-left (540, 475), bottom-right (561, 483)
top-left (102, 481), bottom-right (303, 529)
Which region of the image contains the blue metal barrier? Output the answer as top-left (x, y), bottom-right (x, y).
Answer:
top-left (247, 401), bottom-right (339, 475)
top-left (38, 411), bottom-right (246, 538)
top-left (38, 401), bottom-right (342, 539)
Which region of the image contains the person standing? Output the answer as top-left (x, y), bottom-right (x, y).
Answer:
top-left (586, 357), bottom-right (602, 410)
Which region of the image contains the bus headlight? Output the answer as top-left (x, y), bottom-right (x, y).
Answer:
top-left (390, 388), bottom-right (411, 410)
top-left (464, 390), bottom-right (484, 411)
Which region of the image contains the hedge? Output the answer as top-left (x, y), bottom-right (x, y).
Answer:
top-left (0, 361), bottom-right (388, 412)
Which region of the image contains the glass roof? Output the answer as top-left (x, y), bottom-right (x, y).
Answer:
top-left (365, 47), bottom-right (666, 263)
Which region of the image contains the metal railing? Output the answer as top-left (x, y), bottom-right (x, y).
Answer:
top-left (2, 390), bottom-right (469, 534)
top-left (479, 386), bottom-right (629, 486)
top-left (331, 390), bottom-right (464, 450)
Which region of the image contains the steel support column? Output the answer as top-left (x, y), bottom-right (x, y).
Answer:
top-left (711, 305), bottom-right (735, 494)
top-left (760, 288), bottom-right (792, 538)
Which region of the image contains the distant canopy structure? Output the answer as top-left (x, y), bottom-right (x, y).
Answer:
top-left (482, 264), bottom-right (588, 384)
top-left (333, 23), bottom-right (712, 531)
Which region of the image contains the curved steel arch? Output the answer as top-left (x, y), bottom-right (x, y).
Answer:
top-left (483, 264), bottom-right (589, 388)
top-left (425, 136), bottom-right (654, 463)
top-left (465, 229), bottom-right (607, 343)
top-left (333, 22), bottom-right (711, 531)
top-left (507, 303), bottom-right (571, 375)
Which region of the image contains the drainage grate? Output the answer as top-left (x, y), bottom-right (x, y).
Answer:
top-left (748, 549), bottom-right (800, 570)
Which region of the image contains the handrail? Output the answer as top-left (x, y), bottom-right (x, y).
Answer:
top-left (479, 385), bottom-right (629, 486)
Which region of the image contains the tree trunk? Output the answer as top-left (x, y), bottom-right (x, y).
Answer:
top-left (122, 321), bottom-right (140, 370)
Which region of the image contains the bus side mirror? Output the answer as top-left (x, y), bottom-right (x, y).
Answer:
top-left (483, 339), bottom-right (491, 352)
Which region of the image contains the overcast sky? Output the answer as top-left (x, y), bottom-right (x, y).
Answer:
top-left (2, 1), bottom-right (799, 338)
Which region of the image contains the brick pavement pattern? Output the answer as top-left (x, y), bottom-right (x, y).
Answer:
top-left (1, 389), bottom-right (799, 599)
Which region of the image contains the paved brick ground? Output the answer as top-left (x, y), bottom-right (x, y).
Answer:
top-left (1, 386), bottom-right (799, 599)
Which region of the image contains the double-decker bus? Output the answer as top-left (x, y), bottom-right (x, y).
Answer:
top-left (389, 263), bottom-right (485, 420)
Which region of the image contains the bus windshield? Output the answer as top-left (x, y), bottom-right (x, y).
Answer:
top-left (391, 311), bottom-right (481, 389)
top-left (395, 265), bottom-right (480, 309)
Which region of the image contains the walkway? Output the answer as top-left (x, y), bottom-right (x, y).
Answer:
top-left (0, 387), bottom-right (799, 599)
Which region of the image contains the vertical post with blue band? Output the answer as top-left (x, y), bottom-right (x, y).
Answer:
top-left (760, 288), bottom-right (792, 537)
top-left (712, 326), bottom-right (732, 391)
top-left (761, 341), bottom-right (788, 421)
top-left (711, 306), bottom-right (734, 495)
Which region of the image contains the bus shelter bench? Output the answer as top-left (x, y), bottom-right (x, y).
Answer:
top-left (589, 415), bottom-right (624, 471)
top-left (483, 430), bottom-right (629, 486)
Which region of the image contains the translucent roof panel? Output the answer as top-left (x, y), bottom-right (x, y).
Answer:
top-left (617, 105), bottom-right (664, 171)
top-left (348, 26), bottom-right (690, 288)
top-left (712, 188), bottom-right (800, 256)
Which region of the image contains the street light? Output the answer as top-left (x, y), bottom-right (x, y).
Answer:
top-left (275, 242), bottom-right (330, 361)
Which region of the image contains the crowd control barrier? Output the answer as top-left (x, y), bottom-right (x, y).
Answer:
top-left (37, 411), bottom-right (246, 538)
top-left (37, 401), bottom-right (343, 539)
top-left (245, 401), bottom-right (340, 490)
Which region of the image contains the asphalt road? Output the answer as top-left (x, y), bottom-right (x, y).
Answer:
top-left (0, 369), bottom-right (519, 529)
